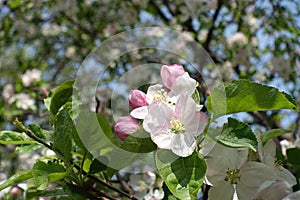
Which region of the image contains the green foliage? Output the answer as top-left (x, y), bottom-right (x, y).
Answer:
top-left (215, 118), bottom-right (258, 151)
top-left (0, 131), bottom-right (37, 145)
top-left (207, 80), bottom-right (298, 117)
top-left (261, 129), bottom-right (291, 144)
top-left (0, 170), bottom-right (33, 191)
top-left (121, 128), bottom-right (157, 153)
top-left (52, 109), bottom-right (73, 160)
top-left (32, 160), bottom-right (72, 190)
top-left (156, 150), bottom-right (206, 200)
top-left (44, 80), bottom-right (74, 116)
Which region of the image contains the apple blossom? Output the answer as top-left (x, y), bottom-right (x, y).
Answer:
top-left (128, 90), bottom-right (148, 109)
top-left (20, 69), bottom-right (41, 87)
top-left (257, 139), bottom-right (296, 187)
top-left (130, 72), bottom-right (198, 120)
top-left (114, 116), bottom-right (140, 141)
top-left (143, 93), bottom-right (207, 157)
top-left (254, 180), bottom-right (291, 200)
top-left (204, 144), bottom-right (279, 200)
top-left (8, 93), bottom-right (36, 110)
top-left (160, 64), bottom-right (185, 90)
top-left (283, 190), bottom-right (300, 200)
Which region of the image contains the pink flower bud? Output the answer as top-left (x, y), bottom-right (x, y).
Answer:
top-left (11, 187), bottom-right (19, 197)
top-left (128, 90), bottom-right (148, 109)
top-left (160, 64), bottom-right (185, 89)
top-left (114, 116), bottom-right (140, 141)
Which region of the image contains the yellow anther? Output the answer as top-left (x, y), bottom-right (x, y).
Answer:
top-left (153, 89), bottom-right (168, 102)
top-left (170, 117), bottom-right (185, 134)
top-left (224, 168), bottom-right (241, 184)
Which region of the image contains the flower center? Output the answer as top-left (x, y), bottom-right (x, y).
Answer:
top-left (224, 168), bottom-right (241, 184)
top-left (170, 117), bottom-right (185, 134)
top-left (153, 89), bottom-right (168, 102)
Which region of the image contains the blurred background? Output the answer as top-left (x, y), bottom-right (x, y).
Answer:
top-left (0, 0), bottom-right (299, 198)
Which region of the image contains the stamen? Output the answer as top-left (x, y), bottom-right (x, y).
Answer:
top-left (224, 168), bottom-right (241, 184)
top-left (170, 117), bottom-right (185, 134)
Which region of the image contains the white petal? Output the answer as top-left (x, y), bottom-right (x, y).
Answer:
top-left (130, 106), bottom-right (148, 119)
top-left (175, 93), bottom-right (197, 125)
top-left (143, 102), bottom-right (173, 133)
top-left (205, 144), bottom-right (248, 176)
top-left (146, 84), bottom-right (164, 103)
top-left (151, 126), bottom-right (173, 149)
top-left (171, 133), bottom-right (196, 157)
top-left (208, 182), bottom-right (234, 200)
top-left (171, 72), bottom-right (196, 96)
top-left (185, 112), bottom-right (207, 136)
top-left (263, 139), bottom-right (276, 165)
top-left (275, 166), bottom-right (297, 187)
top-left (253, 180), bottom-right (291, 200)
top-left (283, 190), bottom-right (300, 200)
top-left (239, 161), bottom-right (276, 188)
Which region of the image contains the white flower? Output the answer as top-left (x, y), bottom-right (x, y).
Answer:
top-left (205, 144), bottom-right (278, 200)
top-left (2, 84), bottom-right (14, 101)
top-left (8, 93), bottom-right (36, 110)
top-left (283, 190), bottom-right (300, 200)
top-left (143, 93), bottom-right (207, 157)
top-left (20, 69), bottom-right (41, 87)
top-left (144, 188), bottom-right (164, 200)
top-left (258, 140), bottom-right (296, 187)
top-left (227, 32), bottom-right (248, 48)
top-left (254, 180), bottom-right (292, 200)
top-left (130, 72), bottom-right (197, 120)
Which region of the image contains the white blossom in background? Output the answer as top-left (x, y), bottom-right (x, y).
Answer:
top-left (41, 24), bottom-right (67, 37)
top-left (222, 61), bottom-right (234, 80)
top-left (270, 56), bottom-right (292, 81)
top-left (65, 46), bottom-right (76, 58)
top-left (247, 15), bottom-right (259, 32)
top-left (184, 0), bottom-right (217, 17)
top-left (20, 69), bottom-right (42, 87)
top-left (232, 47), bottom-right (251, 67)
top-left (8, 93), bottom-right (36, 110)
top-left (2, 84), bottom-right (14, 101)
top-left (197, 29), bottom-right (208, 42)
top-left (227, 32), bottom-right (248, 48)
top-left (280, 139), bottom-right (294, 156)
top-left (129, 166), bottom-right (164, 200)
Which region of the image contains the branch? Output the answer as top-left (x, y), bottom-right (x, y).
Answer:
top-left (13, 119), bottom-right (137, 200)
top-left (203, 0), bottom-right (224, 51)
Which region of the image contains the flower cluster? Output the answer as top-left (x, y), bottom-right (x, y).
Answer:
top-left (114, 64), bottom-right (207, 157)
top-left (201, 134), bottom-right (297, 200)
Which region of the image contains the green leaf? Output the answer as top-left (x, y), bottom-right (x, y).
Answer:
top-left (192, 89), bottom-right (200, 105)
top-left (287, 148), bottom-right (300, 165)
top-left (44, 80), bottom-right (74, 115)
top-left (121, 128), bottom-right (157, 153)
top-left (32, 161), bottom-right (69, 190)
top-left (16, 144), bottom-right (41, 154)
top-left (0, 131), bottom-right (37, 145)
top-left (0, 170), bottom-right (33, 191)
top-left (28, 124), bottom-right (47, 140)
top-left (8, 0), bottom-right (21, 8)
top-left (53, 109), bottom-right (73, 159)
top-left (215, 118), bottom-right (258, 151)
top-left (156, 150), bottom-right (206, 200)
top-left (207, 80), bottom-right (298, 117)
top-left (89, 158), bottom-right (108, 174)
top-left (261, 129), bottom-right (291, 144)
